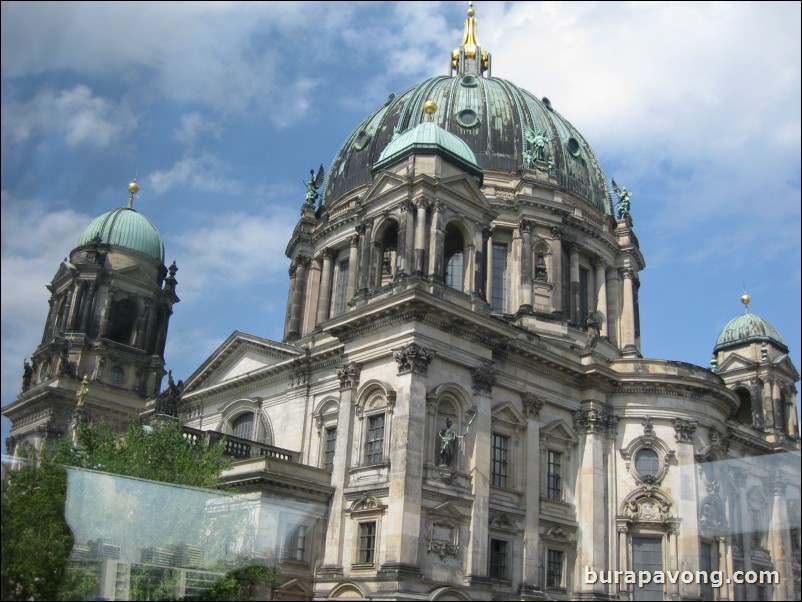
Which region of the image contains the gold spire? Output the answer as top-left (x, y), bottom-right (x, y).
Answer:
top-left (127, 177), bottom-right (140, 209)
top-left (741, 289), bottom-right (751, 313)
top-left (451, 2), bottom-right (490, 75)
top-left (76, 373), bottom-right (90, 408)
top-left (423, 99), bottom-right (437, 121)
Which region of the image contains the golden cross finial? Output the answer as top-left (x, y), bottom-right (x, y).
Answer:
top-left (127, 177), bottom-right (140, 209)
top-left (451, 1), bottom-right (490, 75)
top-left (76, 373), bottom-right (90, 408)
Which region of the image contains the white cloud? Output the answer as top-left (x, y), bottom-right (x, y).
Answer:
top-left (174, 112), bottom-right (223, 147)
top-left (2, 85), bottom-right (136, 149)
top-left (147, 153), bottom-right (243, 196)
top-left (0, 191), bottom-right (92, 404)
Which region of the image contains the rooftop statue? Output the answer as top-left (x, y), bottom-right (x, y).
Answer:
top-left (612, 178), bottom-right (633, 222)
top-left (303, 164), bottom-right (325, 209)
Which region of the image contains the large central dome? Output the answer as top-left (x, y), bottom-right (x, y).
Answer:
top-left (323, 11), bottom-right (612, 215)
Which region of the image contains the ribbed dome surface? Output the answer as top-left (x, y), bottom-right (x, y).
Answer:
top-left (76, 207), bottom-right (165, 263)
top-left (323, 74), bottom-right (613, 213)
top-left (714, 312), bottom-right (787, 352)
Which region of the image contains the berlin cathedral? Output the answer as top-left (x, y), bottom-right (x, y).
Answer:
top-left (4, 5), bottom-right (800, 601)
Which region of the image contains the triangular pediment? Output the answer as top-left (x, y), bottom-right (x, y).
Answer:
top-left (49, 261), bottom-right (78, 287)
top-left (540, 418), bottom-right (578, 444)
top-left (361, 171), bottom-right (409, 204)
top-left (429, 501), bottom-right (467, 520)
top-left (491, 401), bottom-right (526, 428)
top-left (183, 331), bottom-right (303, 393)
top-left (276, 579), bottom-right (313, 596)
top-left (717, 353), bottom-right (758, 372)
top-left (773, 354), bottom-right (800, 380)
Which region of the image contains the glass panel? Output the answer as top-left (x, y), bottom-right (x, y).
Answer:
top-left (491, 434), bottom-right (508, 488)
top-left (365, 415), bottom-right (385, 464)
top-left (547, 451), bottom-right (562, 500)
top-left (489, 539), bottom-right (508, 580)
top-left (446, 251), bottom-right (463, 290)
top-left (358, 522), bottom-right (376, 564)
top-left (632, 537), bottom-right (663, 601)
top-left (547, 549), bottom-right (564, 588)
top-left (324, 427), bottom-right (337, 472)
top-left (635, 448), bottom-right (660, 480)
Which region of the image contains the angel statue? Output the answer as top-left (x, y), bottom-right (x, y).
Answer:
top-left (612, 178), bottom-right (632, 221)
top-left (438, 411), bottom-right (477, 467)
top-left (303, 164), bottom-right (325, 208)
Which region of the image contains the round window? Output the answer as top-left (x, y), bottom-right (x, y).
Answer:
top-left (110, 366), bottom-right (124, 384)
top-left (354, 130), bottom-right (371, 151)
top-left (567, 137), bottom-right (581, 157)
top-left (634, 448), bottom-right (660, 482)
top-left (456, 108), bottom-right (481, 129)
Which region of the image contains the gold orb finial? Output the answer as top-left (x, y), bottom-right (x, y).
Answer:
top-left (741, 290), bottom-right (751, 312)
top-left (423, 100), bottom-right (437, 115)
top-left (467, 1), bottom-right (475, 17)
top-left (127, 177), bottom-right (139, 209)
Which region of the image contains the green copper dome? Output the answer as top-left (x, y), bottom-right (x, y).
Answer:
top-left (714, 312), bottom-right (787, 353)
top-left (76, 207), bottom-right (165, 263)
top-left (322, 75), bottom-right (613, 213)
top-left (373, 121), bottom-right (482, 178)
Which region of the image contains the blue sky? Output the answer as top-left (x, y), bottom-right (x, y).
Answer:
top-left (2, 1), bottom-right (800, 448)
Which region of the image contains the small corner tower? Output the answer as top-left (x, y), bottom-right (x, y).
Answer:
top-left (4, 180), bottom-right (180, 454)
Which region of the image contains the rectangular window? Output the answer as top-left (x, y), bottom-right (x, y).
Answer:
top-left (283, 525), bottom-right (308, 563)
top-left (491, 434), bottom-right (509, 488)
top-left (632, 537), bottom-right (663, 601)
top-left (358, 522), bottom-right (376, 565)
top-left (333, 260), bottom-right (349, 316)
top-left (491, 243), bottom-right (508, 312)
top-left (323, 427), bottom-right (337, 472)
top-left (364, 414), bottom-right (385, 464)
top-left (547, 450), bottom-right (562, 500)
top-left (546, 549), bottom-right (564, 589)
top-left (489, 539), bottom-right (508, 580)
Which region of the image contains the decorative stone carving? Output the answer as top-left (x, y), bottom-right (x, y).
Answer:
top-left (574, 407), bottom-right (618, 437)
top-left (393, 343), bottom-right (433, 375)
top-left (518, 218), bottom-right (533, 234)
top-left (470, 361), bottom-right (496, 395)
top-left (350, 493), bottom-right (382, 513)
top-left (426, 518), bottom-right (460, 559)
top-left (699, 494), bottom-right (728, 536)
top-left (550, 226), bottom-right (564, 240)
top-left (641, 415), bottom-right (654, 436)
top-left (674, 418), bottom-right (697, 443)
top-left (534, 252), bottom-right (548, 282)
top-left (622, 485), bottom-right (673, 522)
top-left (336, 361), bottom-right (361, 390)
top-left (767, 470), bottom-right (787, 497)
top-left (522, 393), bottom-right (545, 419)
top-left (414, 196), bottom-right (430, 210)
top-left (289, 369), bottom-right (308, 387)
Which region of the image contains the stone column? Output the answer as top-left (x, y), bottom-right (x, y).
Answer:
top-left (761, 378), bottom-right (775, 430)
top-left (521, 393), bottom-right (544, 592)
top-left (767, 471), bottom-right (793, 601)
top-left (674, 418), bottom-right (701, 598)
top-left (321, 362), bottom-right (362, 574)
top-left (604, 269), bottom-right (619, 348)
top-left (568, 244), bottom-right (580, 325)
top-left (413, 197), bottom-right (429, 275)
top-left (465, 361), bottom-right (496, 584)
top-left (133, 299), bottom-right (151, 349)
top-left (396, 202), bottom-right (409, 278)
top-left (620, 269), bottom-right (637, 353)
top-left (549, 228), bottom-right (564, 316)
top-left (66, 282), bottom-right (82, 332)
top-left (594, 260), bottom-right (608, 338)
top-left (43, 294), bottom-right (59, 343)
top-left (573, 406), bottom-right (616, 598)
top-left (381, 343), bottom-right (434, 576)
top-left (617, 527), bottom-right (629, 599)
top-left (316, 248), bottom-right (335, 325)
top-left (347, 233), bottom-right (359, 300)
top-left (286, 256), bottom-right (310, 340)
top-left (78, 282), bottom-right (95, 332)
top-left (98, 286), bottom-right (117, 339)
top-left (771, 378), bottom-right (785, 433)
top-left (474, 227), bottom-right (490, 301)
top-left (355, 221), bottom-right (372, 293)
top-left (518, 219), bottom-right (533, 312)
top-left (427, 200), bottom-right (445, 281)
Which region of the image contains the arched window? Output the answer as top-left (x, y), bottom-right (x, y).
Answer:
top-left (444, 223), bottom-right (466, 291)
top-left (232, 413), bottom-right (254, 440)
top-left (108, 298), bottom-right (137, 345)
top-left (734, 387), bottom-right (753, 425)
top-left (378, 220), bottom-right (399, 287)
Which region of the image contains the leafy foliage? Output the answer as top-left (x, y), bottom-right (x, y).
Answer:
top-left (192, 565), bottom-right (278, 601)
top-left (1, 452), bottom-right (74, 601)
top-left (54, 420), bottom-right (230, 488)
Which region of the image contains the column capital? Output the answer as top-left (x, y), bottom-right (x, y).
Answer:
top-left (322, 247), bottom-right (336, 260)
top-left (521, 392), bottom-right (545, 419)
top-left (518, 218), bottom-right (533, 234)
top-left (414, 196), bottom-right (430, 210)
top-left (336, 361), bottom-right (362, 390)
top-left (470, 360), bottom-right (496, 395)
top-left (673, 418), bottom-right (697, 443)
top-left (573, 407), bottom-right (617, 437)
top-left (393, 342), bottom-right (434, 375)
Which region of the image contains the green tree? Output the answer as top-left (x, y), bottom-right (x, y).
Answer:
top-left (1, 420), bottom-right (232, 600)
top-left (1, 452), bottom-right (74, 601)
